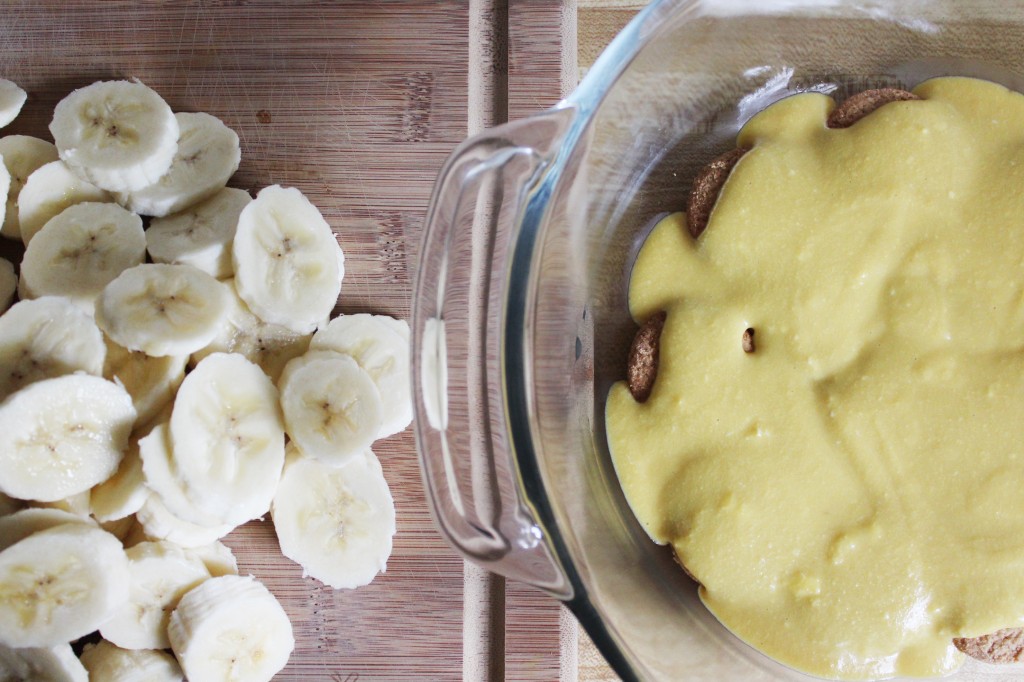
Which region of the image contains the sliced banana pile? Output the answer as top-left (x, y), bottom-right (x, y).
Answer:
top-left (0, 78), bottom-right (410, 680)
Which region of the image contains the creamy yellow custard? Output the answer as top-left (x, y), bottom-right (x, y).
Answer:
top-left (605, 77), bottom-right (1024, 679)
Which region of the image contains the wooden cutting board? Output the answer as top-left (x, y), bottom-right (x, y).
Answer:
top-left (0, 2), bottom-right (469, 679)
top-left (0, 1), bottom-right (641, 679)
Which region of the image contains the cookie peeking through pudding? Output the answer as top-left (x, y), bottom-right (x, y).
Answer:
top-left (607, 78), bottom-right (1024, 679)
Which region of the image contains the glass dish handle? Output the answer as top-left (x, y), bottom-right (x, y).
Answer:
top-left (412, 108), bottom-right (575, 599)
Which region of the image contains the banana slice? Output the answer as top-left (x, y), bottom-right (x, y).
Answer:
top-left (170, 353), bottom-right (285, 526)
top-left (0, 80), bottom-right (26, 128)
top-left (0, 374), bottom-right (135, 502)
top-left (0, 296), bottom-right (107, 400)
top-left (0, 135), bottom-right (59, 240)
top-left (0, 642), bottom-right (88, 682)
top-left (146, 186), bottom-right (251, 278)
top-left (0, 508), bottom-right (91, 552)
top-left (20, 202), bottom-right (146, 310)
top-left (95, 263), bottom-right (230, 357)
top-left (139, 422), bottom-right (224, 528)
top-left (279, 352), bottom-right (383, 466)
top-left (380, 314), bottom-right (411, 341)
top-left (193, 279), bottom-right (312, 382)
top-left (186, 540), bottom-right (238, 577)
top-left (233, 185), bottom-right (342, 334)
top-left (103, 336), bottom-right (186, 427)
top-left (118, 112), bottom-right (241, 217)
top-left (0, 522), bottom-right (129, 647)
top-left (80, 641), bottom-right (183, 682)
top-left (100, 540), bottom-right (210, 650)
top-left (49, 80), bottom-right (178, 193)
top-left (273, 445), bottom-right (395, 589)
top-left (168, 574), bottom-right (294, 682)
top-left (135, 495), bottom-right (233, 549)
top-left (16, 272), bottom-right (32, 301)
top-left (311, 313), bottom-right (413, 438)
top-left (31, 490), bottom-right (92, 518)
top-left (0, 258), bottom-right (14, 313)
top-left (18, 160), bottom-right (111, 245)
top-left (90, 435), bottom-right (148, 522)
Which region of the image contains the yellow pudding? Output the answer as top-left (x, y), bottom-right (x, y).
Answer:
top-left (605, 77), bottom-right (1024, 679)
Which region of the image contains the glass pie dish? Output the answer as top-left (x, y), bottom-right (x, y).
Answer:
top-left (412, 0), bottom-right (1024, 679)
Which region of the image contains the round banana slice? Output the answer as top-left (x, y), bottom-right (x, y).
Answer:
top-left (0, 374), bottom-right (135, 502)
top-left (379, 314), bottom-right (411, 341)
top-left (146, 186), bottom-right (251, 278)
top-left (280, 352), bottom-right (383, 466)
top-left (119, 112), bottom-right (241, 217)
top-left (0, 80), bottom-right (26, 129)
top-left (0, 296), bottom-right (107, 401)
top-left (192, 279), bottom-right (312, 382)
top-left (80, 640), bottom-right (183, 682)
top-left (168, 575), bottom-right (294, 682)
top-left (100, 540), bottom-right (210, 650)
top-left (16, 271), bottom-right (33, 301)
top-left (90, 436), bottom-right (148, 523)
top-left (0, 135), bottom-right (59, 240)
top-left (21, 202), bottom-right (146, 310)
top-left (139, 422), bottom-right (223, 528)
top-left (273, 446), bottom-right (395, 589)
top-left (170, 353), bottom-right (285, 526)
top-left (33, 490), bottom-right (92, 518)
top-left (135, 495), bottom-right (234, 549)
top-left (49, 80), bottom-right (179, 193)
top-left (0, 642), bottom-right (88, 682)
top-left (95, 263), bottom-right (230, 357)
top-left (0, 507), bottom-right (91, 552)
top-left (311, 313), bottom-right (413, 438)
top-left (186, 541), bottom-right (238, 577)
top-left (233, 185), bottom-right (342, 334)
top-left (0, 523), bottom-right (130, 648)
top-left (103, 336), bottom-right (187, 428)
top-left (0, 258), bottom-right (14, 313)
top-left (18, 160), bottom-right (111, 245)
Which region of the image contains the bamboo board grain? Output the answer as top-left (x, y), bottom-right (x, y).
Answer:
top-left (0, 2), bottom-right (469, 679)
